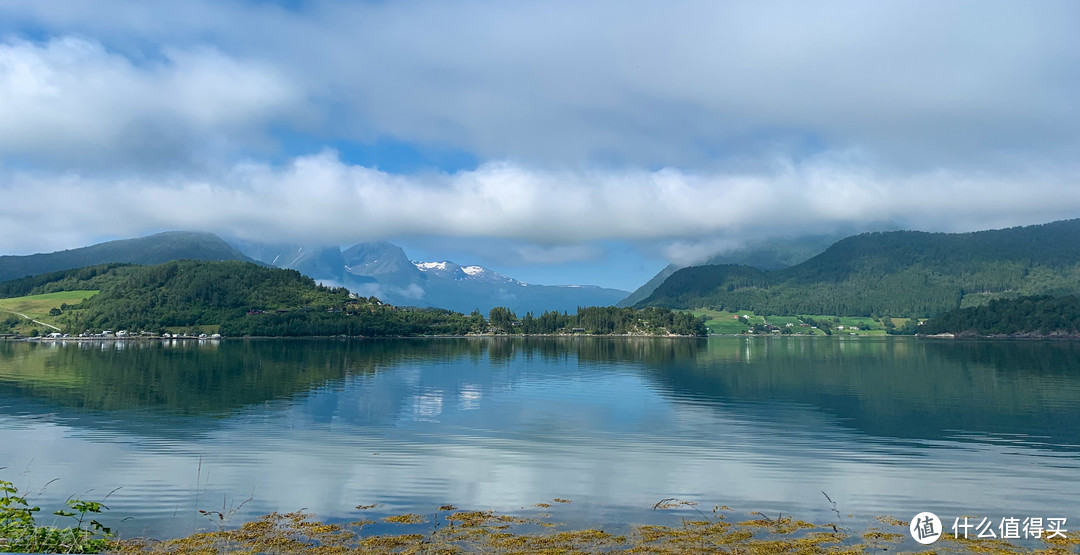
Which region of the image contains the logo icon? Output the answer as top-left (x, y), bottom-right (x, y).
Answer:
top-left (910, 512), bottom-right (943, 544)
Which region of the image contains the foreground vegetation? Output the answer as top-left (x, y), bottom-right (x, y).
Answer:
top-left (0, 261), bottom-right (705, 337)
top-left (5, 477), bottom-right (1078, 554)
top-left (0, 478), bottom-right (114, 553)
top-left (114, 507), bottom-right (1080, 554)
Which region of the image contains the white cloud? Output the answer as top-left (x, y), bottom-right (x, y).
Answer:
top-left (0, 1), bottom-right (1077, 170)
top-left (0, 2), bottom-right (1078, 265)
top-left (0, 36), bottom-right (304, 168)
top-left (660, 238), bottom-right (747, 268)
top-left (2, 151), bottom-right (1078, 256)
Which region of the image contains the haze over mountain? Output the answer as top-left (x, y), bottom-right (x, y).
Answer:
top-left (638, 219), bottom-right (1080, 317)
top-left (0, 231), bottom-right (253, 282)
top-left (617, 234), bottom-right (846, 308)
top-left (233, 239), bottom-right (628, 314)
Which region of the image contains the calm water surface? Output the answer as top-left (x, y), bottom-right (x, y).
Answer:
top-left (1, 337), bottom-right (1078, 540)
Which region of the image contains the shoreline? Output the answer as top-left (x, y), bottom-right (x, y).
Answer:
top-left (9, 333), bottom-right (1080, 342)
top-left (76, 504), bottom-right (1080, 554)
top-left (1, 332), bottom-right (707, 342)
top-left (918, 332), bottom-right (1080, 340)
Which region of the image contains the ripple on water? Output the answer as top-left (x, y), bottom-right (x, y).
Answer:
top-left (2, 337), bottom-right (1079, 541)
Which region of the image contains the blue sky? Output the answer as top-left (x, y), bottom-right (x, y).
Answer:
top-left (0, 1), bottom-right (1078, 291)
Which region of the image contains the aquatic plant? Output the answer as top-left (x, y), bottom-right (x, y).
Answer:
top-left (6, 474), bottom-right (1079, 554)
top-left (110, 498), bottom-right (1080, 554)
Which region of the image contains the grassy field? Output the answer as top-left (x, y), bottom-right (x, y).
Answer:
top-left (691, 309), bottom-right (760, 334)
top-left (0, 290), bottom-right (99, 334)
top-left (0, 290), bottom-right (99, 319)
top-left (689, 308), bottom-right (895, 335)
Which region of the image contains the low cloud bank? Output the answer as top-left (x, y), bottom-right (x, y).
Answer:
top-left (2, 151), bottom-right (1077, 261)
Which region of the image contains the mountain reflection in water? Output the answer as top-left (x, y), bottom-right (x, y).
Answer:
top-left (1, 337), bottom-right (1077, 539)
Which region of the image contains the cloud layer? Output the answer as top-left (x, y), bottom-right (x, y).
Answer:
top-left (0, 36), bottom-right (302, 169)
top-left (0, 0), bottom-right (1078, 271)
top-left (3, 151), bottom-right (1078, 261)
top-left (1, 1), bottom-right (1078, 170)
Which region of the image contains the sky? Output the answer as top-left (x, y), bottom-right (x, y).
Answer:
top-left (0, 0), bottom-right (1078, 291)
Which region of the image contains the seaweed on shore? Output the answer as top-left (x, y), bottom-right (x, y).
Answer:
top-left (109, 500), bottom-right (1080, 555)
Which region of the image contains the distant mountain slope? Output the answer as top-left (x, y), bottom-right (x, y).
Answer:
top-left (0, 231), bottom-right (254, 282)
top-left (227, 240), bottom-right (347, 281)
top-left (638, 219), bottom-right (1080, 317)
top-left (343, 241), bottom-right (425, 286)
top-left (617, 264), bottom-right (681, 308)
top-left (617, 234), bottom-right (844, 307)
top-left (231, 239), bottom-right (629, 314)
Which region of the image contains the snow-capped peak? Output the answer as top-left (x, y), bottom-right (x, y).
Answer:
top-left (414, 261), bottom-right (448, 271)
top-left (412, 260), bottom-right (524, 285)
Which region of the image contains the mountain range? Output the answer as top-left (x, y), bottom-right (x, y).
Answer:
top-left (637, 219), bottom-right (1080, 317)
top-left (231, 240), bottom-right (628, 314)
top-left (9, 218), bottom-right (1080, 320)
top-left (0, 232), bottom-right (632, 314)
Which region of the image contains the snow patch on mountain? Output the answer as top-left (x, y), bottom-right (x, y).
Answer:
top-left (230, 238), bottom-right (629, 313)
top-left (413, 260), bottom-right (526, 286)
top-left (414, 261), bottom-right (448, 271)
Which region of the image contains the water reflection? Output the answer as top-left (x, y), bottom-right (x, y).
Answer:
top-left (1, 337), bottom-right (1078, 540)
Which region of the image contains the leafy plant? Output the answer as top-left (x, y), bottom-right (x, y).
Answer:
top-left (0, 477), bottom-right (114, 553)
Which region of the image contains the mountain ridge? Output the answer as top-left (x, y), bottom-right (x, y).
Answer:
top-left (616, 233), bottom-right (847, 307)
top-left (0, 231), bottom-right (255, 282)
top-left (638, 219), bottom-right (1080, 317)
top-left (231, 239), bottom-right (628, 314)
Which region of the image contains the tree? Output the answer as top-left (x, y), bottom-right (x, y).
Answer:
top-left (488, 307), bottom-right (516, 333)
top-left (468, 309), bottom-right (486, 334)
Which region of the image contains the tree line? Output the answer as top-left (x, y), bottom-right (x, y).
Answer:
top-left (921, 295), bottom-right (1080, 336)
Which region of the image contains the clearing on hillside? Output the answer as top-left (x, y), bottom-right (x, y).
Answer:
top-left (0, 289), bottom-right (98, 319)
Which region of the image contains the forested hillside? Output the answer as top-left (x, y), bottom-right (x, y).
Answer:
top-left (617, 233), bottom-right (843, 308)
top-left (639, 219), bottom-right (1080, 317)
top-left (922, 295), bottom-right (1080, 336)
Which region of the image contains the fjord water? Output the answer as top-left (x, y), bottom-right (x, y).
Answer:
top-left (1, 337), bottom-right (1078, 539)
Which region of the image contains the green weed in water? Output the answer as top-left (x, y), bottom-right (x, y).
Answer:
top-left (6, 476), bottom-right (1079, 554)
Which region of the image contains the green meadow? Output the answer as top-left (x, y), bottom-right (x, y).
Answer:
top-left (689, 308), bottom-right (894, 335)
top-left (0, 290), bottom-right (98, 334)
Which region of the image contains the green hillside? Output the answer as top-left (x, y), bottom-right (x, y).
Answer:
top-left (639, 219), bottom-right (1080, 317)
top-left (617, 233), bottom-right (844, 308)
top-left (0, 231), bottom-right (255, 282)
